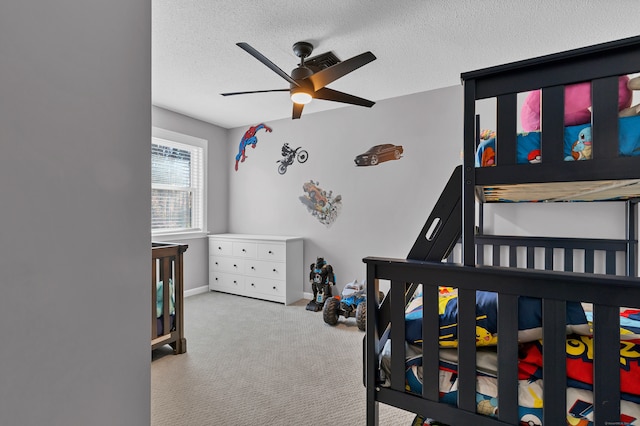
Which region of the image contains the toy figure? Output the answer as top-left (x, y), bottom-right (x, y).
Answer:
top-left (305, 257), bottom-right (335, 312)
top-left (565, 127), bottom-right (592, 161)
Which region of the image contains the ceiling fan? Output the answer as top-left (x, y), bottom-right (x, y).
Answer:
top-left (221, 41), bottom-right (377, 119)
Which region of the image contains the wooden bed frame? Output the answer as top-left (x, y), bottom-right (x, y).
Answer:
top-left (152, 242), bottom-right (188, 354)
top-left (364, 35), bottom-right (640, 426)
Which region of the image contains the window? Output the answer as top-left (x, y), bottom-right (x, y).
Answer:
top-left (152, 127), bottom-right (207, 237)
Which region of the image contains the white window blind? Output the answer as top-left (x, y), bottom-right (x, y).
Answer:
top-left (151, 128), bottom-right (206, 236)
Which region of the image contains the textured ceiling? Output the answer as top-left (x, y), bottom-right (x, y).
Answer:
top-left (152, 0), bottom-right (640, 129)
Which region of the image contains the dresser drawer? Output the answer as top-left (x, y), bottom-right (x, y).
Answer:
top-left (209, 272), bottom-right (244, 292)
top-left (210, 239), bottom-right (233, 256)
top-left (210, 256), bottom-right (244, 274)
top-left (257, 242), bottom-right (286, 261)
top-left (245, 259), bottom-right (285, 280)
top-left (245, 277), bottom-right (284, 298)
top-left (233, 241), bottom-right (258, 258)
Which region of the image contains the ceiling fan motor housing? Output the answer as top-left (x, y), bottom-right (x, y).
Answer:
top-left (290, 67), bottom-right (313, 102)
top-left (292, 41), bottom-right (314, 59)
top-left (291, 66), bottom-right (313, 82)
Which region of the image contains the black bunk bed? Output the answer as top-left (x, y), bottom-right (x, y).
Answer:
top-left (364, 35), bottom-right (640, 426)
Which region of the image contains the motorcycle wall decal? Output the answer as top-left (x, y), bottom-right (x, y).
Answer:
top-left (277, 143), bottom-right (308, 175)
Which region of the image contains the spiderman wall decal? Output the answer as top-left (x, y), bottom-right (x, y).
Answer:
top-left (234, 123), bottom-right (272, 171)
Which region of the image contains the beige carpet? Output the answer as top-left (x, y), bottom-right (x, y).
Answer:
top-left (151, 291), bottom-right (415, 425)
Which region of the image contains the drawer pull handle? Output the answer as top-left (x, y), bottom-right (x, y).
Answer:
top-left (218, 246), bottom-right (221, 250)
top-left (233, 264), bottom-right (237, 268)
top-left (268, 250), bottom-right (273, 254)
top-left (272, 286), bottom-right (276, 290)
top-left (242, 249), bottom-right (246, 252)
top-left (251, 266), bottom-right (255, 270)
top-left (251, 283), bottom-right (255, 287)
top-left (215, 277), bottom-right (218, 281)
top-left (233, 280), bottom-right (237, 284)
top-left (272, 268), bottom-right (277, 272)
top-left (215, 262), bottom-right (218, 265)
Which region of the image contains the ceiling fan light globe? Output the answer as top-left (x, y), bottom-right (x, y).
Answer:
top-left (291, 92), bottom-right (312, 105)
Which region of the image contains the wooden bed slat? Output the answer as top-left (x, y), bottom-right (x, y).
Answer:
top-left (545, 247), bottom-right (553, 270)
top-left (496, 93), bottom-right (517, 166)
top-left (592, 76), bottom-right (621, 160)
top-left (526, 246), bottom-right (535, 269)
top-left (564, 248), bottom-right (573, 272)
top-left (493, 245), bottom-right (500, 266)
top-left (497, 293), bottom-right (519, 424)
top-left (151, 257), bottom-right (158, 340)
top-left (627, 200), bottom-right (639, 277)
top-left (422, 284), bottom-right (440, 402)
top-left (606, 250), bottom-right (616, 275)
top-left (508, 246), bottom-right (517, 268)
top-left (593, 304), bottom-right (622, 425)
top-left (585, 249), bottom-right (595, 273)
top-left (161, 255), bottom-right (172, 340)
top-left (365, 264), bottom-right (380, 426)
top-left (542, 299), bottom-right (567, 424)
top-left (457, 288), bottom-right (477, 412)
top-left (541, 85), bottom-right (565, 166)
top-left (390, 280), bottom-right (406, 393)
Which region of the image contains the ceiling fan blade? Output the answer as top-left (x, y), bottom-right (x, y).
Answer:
top-left (292, 102), bottom-right (304, 119)
top-left (307, 51), bottom-right (376, 91)
top-left (221, 88), bottom-right (289, 96)
top-left (313, 87), bottom-right (375, 107)
top-left (237, 42), bottom-right (299, 87)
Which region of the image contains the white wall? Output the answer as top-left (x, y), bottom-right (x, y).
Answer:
top-left (227, 87), bottom-right (464, 293)
top-left (0, 1), bottom-right (151, 425)
top-left (225, 86), bottom-right (637, 295)
top-left (152, 106), bottom-right (230, 292)
top-left (153, 77), bottom-right (636, 298)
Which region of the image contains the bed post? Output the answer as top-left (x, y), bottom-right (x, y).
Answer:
top-left (172, 243), bottom-right (188, 354)
top-left (365, 261), bottom-right (379, 426)
top-left (626, 198), bottom-right (639, 277)
top-left (462, 79), bottom-right (476, 267)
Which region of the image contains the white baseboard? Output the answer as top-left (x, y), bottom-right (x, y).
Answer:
top-left (185, 285), bottom-right (209, 298)
top-left (303, 292), bottom-right (313, 300)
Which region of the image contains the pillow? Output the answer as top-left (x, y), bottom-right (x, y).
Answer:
top-left (517, 297), bottom-right (590, 342)
top-left (521, 75), bottom-right (632, 132)
top-left (404, 288), bottom-right (590, 347)
top-left (405, 287), bottom-right (499, 347)
top-left (156, 279), bottom-right (175, 318)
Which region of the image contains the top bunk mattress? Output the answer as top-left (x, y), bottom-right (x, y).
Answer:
top-left (475, 116), bottom-right (640, 202)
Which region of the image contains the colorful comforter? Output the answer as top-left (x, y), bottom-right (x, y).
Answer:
top-left (382, 286), bottom-right (640, 425)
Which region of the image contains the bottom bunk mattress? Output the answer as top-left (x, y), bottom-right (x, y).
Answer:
top-left (381, 338), bottom-right (640, 426)
top-left (379, 287), bottom-right (640, 425)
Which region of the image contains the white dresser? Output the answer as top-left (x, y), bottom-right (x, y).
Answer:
top-left (208, 234), bottom-right (304, 305)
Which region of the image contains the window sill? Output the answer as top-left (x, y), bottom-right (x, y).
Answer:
top-left (152, 231), bottom-right (208, 241)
